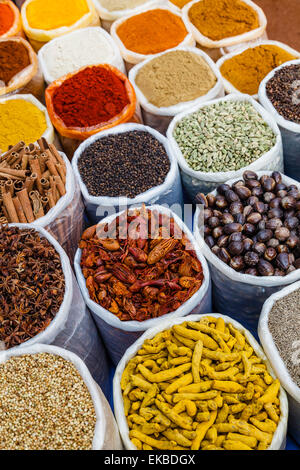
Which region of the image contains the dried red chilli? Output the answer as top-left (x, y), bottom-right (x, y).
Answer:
top-left (79, 207), bottom-right (204, 322)
top-left (0, 226), bottom-right (65, 349)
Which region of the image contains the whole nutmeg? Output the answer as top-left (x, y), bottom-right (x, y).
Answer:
top-left (264, 192), bottom-right (276, 203)
top-left (215, 195), bottom-right (228, 209)
top-left (230, 256), bottom-right (245, 271)
top-left (217, 234), bottom-right (229, 248)
top-left (208, 216), bottom-right (220, 228)
top-left (268, 238), bottom-right (280, 248)
top-left (247, 212), bottom-right (262, 225)
top-left (286, 234), bottom-right (299, 249)
top-left (221, 213), bottom-right (234, 225)
top-left (228, 241), bottom-right (244, 256)
top-left (212, 226), bottom-right (223, 239)
top-left (225, 189), bottom-right (239, 203)
top-left (275, 227), bottom-right (290, 242)
top-left (217, 184), bottom-right (230, 195)
top-left (213, 209), bottom-right (223, 218)
top-left (277, 190), bottom-right (288, 199)
top-left (266, 218), bottom-right (283, 230)
top-left (253, 201), bottom-right (265, 213)
top-left (274, 269), bottom-right (285, 276)
top-left (269, 197), bottom-right (281, 209)
top-left (212, 246), bottom-right (220, 256)
top-left (277, 244), bottom-right (289, 254)
top-left (252, 186), bottom-right (264, 198)
top-left (281, 196), bottom-right (296, 210)
top-left (229, 201), bottom-right (243, 215)
top-left (205, 236), bottom-right (215, 249)
top-left (248, 196), bottom-right (259, 206)
top-left (243, 223), bottom-right (256, 236)
top-left (218, 248), bottom-right (231, 264)
top-left (257, 229), bottom-right (273, 243)
top-left (232, 180), bottom-right (245, 189)
top-left (253, 242), bottom-right (266, 256)
top-left (288, 188), bottom-right (300, 200)
top-left (245, 268), bottom-right (258, 276)
top-left (276, 183), bottom-right (287, 192)
top-left (258, 220), bottom-right (266, 231)
top-left (204, 226), bottom-right (211, 237)
top-left (195, 193), bottom-right (208, 207)
top-left (257, 259), bottom-right (275, 276)
top-left (284, 216), bottom-right (299, 230)
top-left (229, 232), bottom-right (243, 243)
top-left (235, 186), bottom-right (251, 200)
top-left (204, 208), bottom-right (213, 222)
top-left (264, 247), bottom-right (277, 262)
top-left (244, 251), bottom-right (260, 266)
top-left (245, 179), bottom-right (261, 190)
top-left (243, 238), bottom-right (254, 252)
top-left (261, 176), bottom-right (276, 192)
top-left (272, 171), bottom-right (282, 184)
top-left (268, 207), bottom-right (283, 219)
top-left (234, 213), bottom-right (245, 225)
top-left (243, 170), bottom-right (258, 180)
top-left (224, 223), bottom-right (243, 235)
top-left (276, 252), bottom-right (290, 271)
top-left (243, 205), bottom-right (253, 218)
top-left (207, 194), bottom-right (216, 207)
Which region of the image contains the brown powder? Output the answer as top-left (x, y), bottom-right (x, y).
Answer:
top-left (0, 40), bottom-right (31, 86)
top-left (135, 50), bottom-right (217, 108)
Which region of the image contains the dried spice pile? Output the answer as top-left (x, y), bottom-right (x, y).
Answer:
top-left (0, 226), bottom-right (65, 349)
top-left (79, 207), bottom-right (204, 321)
top-left (266, 63), bottom-right (300, 124)
top-left (77, 131), bottom-right (170, 198)
top-left (0, 353), bottom-right (96, 450)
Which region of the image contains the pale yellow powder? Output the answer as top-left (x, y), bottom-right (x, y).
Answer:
top-left (0, 100), bottom-right (47, 151)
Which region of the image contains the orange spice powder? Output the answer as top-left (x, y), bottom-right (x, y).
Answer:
top-left (117, 9), bottom-right (188, 55)
top-left (0, 3), bottom-right (14, 36)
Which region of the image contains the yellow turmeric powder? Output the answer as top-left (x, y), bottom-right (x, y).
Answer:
top-left (169, 0), bottom-right (191, 8)
top-left (220, 44), bottom-right (297, 95)
top-left (188, 0), bottom-right (259, 41)
top-left (0, 99), bottom-right (47, 151)
top-left (25, 0), bottom-right (89, 30)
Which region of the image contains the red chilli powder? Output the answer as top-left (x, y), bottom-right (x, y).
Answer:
top-left (0, 3), bottom-right (14, 36)
top-left (52, 66), bottom-right (130, 128)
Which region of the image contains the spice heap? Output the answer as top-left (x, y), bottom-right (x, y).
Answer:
top-left (0, 39), bottom-right (31, 87)
top-left (199, 170), bottom-right (300, 277)
top-left (122, 316), bottom-right (281, 450)
top-left (266, 63), bottom-right (300, 124)
top-left (0, 226), bottom-right (65, 349)
top-left (41, 28), bottom-right (118, 82)
top-left (116, 9), bottom-right (188, 55)
top-left (25, 0), bottom-right (89, 30)
top-left (188, 0), bottom-right (259, 41)
top-left (0, 99), bottom-right (47, 151)
top-left (268, 290), bottom-right (300, 387)
top-left (169, 0), bottom-right (191, 8)
top-left (51, 66), bottom-right (130, 128)
top-left (0, 353), bottom-right (96, 450)
top-left (100, 0), bottom-right (147, 11)
top-left (0, 139), bottom-right (66, 224)
top-left (173, 100), bottom-right (276, 173)
top-left (78, 131), bottom-right (170, 198)
top-left (0, 2), bottom-right (14, 36)
top-left (79, 207), bottom-right (204, 322)
top-left (135, 50), bottom-right (217, 108)
top-left (220, 45), bottom-right (297, 95)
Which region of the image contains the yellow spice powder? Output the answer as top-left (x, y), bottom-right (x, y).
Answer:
top-left (26, 0), bottom-right (89, 30)
top-left (169, 0), bottom-right (191, 8)
top-left (0, 100), bottom-right (47, 151)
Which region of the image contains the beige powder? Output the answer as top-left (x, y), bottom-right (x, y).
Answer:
top-left (100, 0), bottom-right (147, 11)
top-left (135, 50), bottom-right (217, 108)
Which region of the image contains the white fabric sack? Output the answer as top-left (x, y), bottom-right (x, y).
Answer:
top-left (74, 204), bottom-right (211, 365)
top-left (182, 0), bottom-right (267, 49)
top-left (258, 283), bottom-right (300, 444)
top-left (110, 3), bottom-right (195, 69)
top-left (193, 171), bottom-right (300, 333)
top-left (113, 312), bottom-right (288, 450)
top-left (217, 41), bottom-right (300, 100)
top-left (129, 46), bottom-right (224, 135)
top-left (0, 93), bottom-right (54, 145)
top-left (219, 31), bottom-right (269, 56)
top-left (167, 93), bottom-right (283, 199)
top-left (4, 225), bottom-right (110, 398)
top-left (38, 26), bottom-right (126, 85)
top-left (0, 343), bottom-right (122, 450)
top-left (72, 123), bottom-right (183, 224)
top-left (258, 59), bottom-right (300, 182)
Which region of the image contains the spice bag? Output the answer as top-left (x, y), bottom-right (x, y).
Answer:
top-left (45, 64), bottom-right (139, 159)
top-left (5, 225), bottom-right (110, 399)
top-left (0, 344), bottom-right (122, 449)
top-left (38, 27), bottom-right (126, 85)
top-left (0, 38), bottom-right (45, 102)
top-left (21, 0), bottom-right (100, 52)
top-left (110, 4), bottom-right (195, 72)
top-left (0, 1), bottom-right (24, 39)
top-left (74, 205), bottom-right (211, 365)
top-left (129, 46), bottom-right (224, 135)
top-left (72, 123), bottom-right (183, 224)
top-left (193, 171), bottom-right (300, 333)
top-left (0, 93), bottom-right (55, 147)
top-left (92, 0), bottom-right (158, 32)
top-left (217, 41), bottom-right (300, 100)
top-left (182, 0), bottom-right (267, 50)
top-left (258, 284), bottom-right (300, 445)
top-left (113, 313), bottom-right (288, 450)
top-left (258, 59), bottom-right (300, 182)
top-left (167, 94), bottom-right (283, 200)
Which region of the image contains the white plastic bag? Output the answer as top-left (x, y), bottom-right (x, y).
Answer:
top-left (167, 94), bottom-right (283, 199)
top-left (74, 204), bottom-right (211, 365)
top-left (258, 282), bottom-right (300, 445)
top-left (110, 3), bottom-right (195, 70)
top-left (258, 59), bottom-right (300, 182)
top-left (193, 171), bottom-right (300, 333)
top-left (182, 0), bottom-right (267, 50)
top-left (113, 313), bottom-right (289, 450)
top-left (0, 343), bottom-right (122, 450)
top-left (129, 46), bottom-right (224, 135)
top-left (217, 41), bottom-right (300, 100)
top-left (72, 123), bottom-right (183, 223)
top-left (38, 26), bottom-right (126, 85)
top-left (4, 225), bottom-right (110, 397)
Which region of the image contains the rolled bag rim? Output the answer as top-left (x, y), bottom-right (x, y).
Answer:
top-left (0, 0), bottom-right (23, 39)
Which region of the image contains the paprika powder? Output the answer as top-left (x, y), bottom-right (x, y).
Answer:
top-left (51, 66), bottom-right (130, 128)
top-left (0, 2), bottom-right (14, 36)
top-left (0, 39), bottom-right (31, 86)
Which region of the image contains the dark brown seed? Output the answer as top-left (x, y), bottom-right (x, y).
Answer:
top-left (230, 256), bottom-right (244, 271)
top-left (253, 242), bottom-right (266, 256)
top-left (246, 179), bottom-right (261, 190)
top-left (222, 213), bottom-right (234, 225)
top-left (243, 170), bottom-right (258, 180)
top-left (277, 244), bottom-right (289, 254)
top-left (252, 186), bottom-right (264, 197)
top-left (245, 268), bottom-right (258, 276)
top-left (268, 238), bottom-right (280, 248)
top-left (268, 208), bottom-right (283, 219)
top-left (258, 259), bottom-right (274, 276)
top-left (229, 202), bottom-right (243, 214)
top-left (253, 201), bottom-right (265, 213)
top-left (274, 269), bottom-right (285, 276)
top-left (215, 195), bottom-right (227, 209)
top-left (229, 232), bottom-right (243, 243)
top-left (276, 252), bottom-right (290, 270)
top-left (257, 229), bottom-right (273, 242)
top-left (234, 213), bottom-right (245, 225)
top-left (217, 184), bottom-right (231, 195)
top-left (195, 193), bottom-right (208, 207)
top-left (248, 196), bottom-right (259, 206)
top-left (243, 238), bottom-right (253, 252)
top-left (212, 226), bottom-right (223, 239)
top-left (212, 246), bottom-right (220, 256)
top-left (204, 208), bottom-right (213, 221)
top-left (228, 241), bottom-right (244, 256)
top-left (205, 236), bottom-right (215, 249)
top-left (294, 258), bottom-right (300, 269)
top-left (243, 223), bottom-right (256, 236)
top-left (281, 196), bottom-right (296, 210)
top-left (264, 192), bottom-right (276, 203)
top-left (217, 235), bottom-right (229, 247)
top-left (261, 176), bottom-right (276, 192)
top-left (266, 218), bottom-right (283, 230)
top-left (235, 186), bottom-right (251, 200)
top-left (247, 212), bottom-right (262, 224)
top-left (286, 234), bottom-right (299, 249)
top-left (284, 216), bottom-right (298, 230)
top-left (225, 189), bottom-right (239, 203)
top-left (204, 226), bottom-right (211, 237)
top-left (244, 251), bottom-right (260, 266)
top-left (272, 171), bottom-right (282, 184)
top-left (207, 194), bottom-right (216, 207)
top-left (224, 223), bottom-right (243, 235)
top-left (218, 248), bottom-right (231, 264)
top-left (269, 197), bottom-right (281, 209)
top-left (243, 205), bottom-right (253, 218)
top-left (275, 227), bottom-right (290, 241)
top-left (264, 247), bottom-right (277, 261)
top-left (208, 217), bottom-right (220, 228)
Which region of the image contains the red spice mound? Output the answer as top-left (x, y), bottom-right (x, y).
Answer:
top-left (52, 66), bottom-right (130, 128)
top-left (0, 3), bottom-right (14, 36)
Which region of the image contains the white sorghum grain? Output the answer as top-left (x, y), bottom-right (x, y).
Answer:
top-left (0, 353), bottom-right (96, 450)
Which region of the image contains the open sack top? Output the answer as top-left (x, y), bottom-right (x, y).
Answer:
top-left (74, 204), bottom-right (210, 332)
top-left (93, 0), bottom-right (158, 21)
top-left (113, 312), bottom-right (289, 450)
top-left (0, 1), bottom-right (23, 39)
